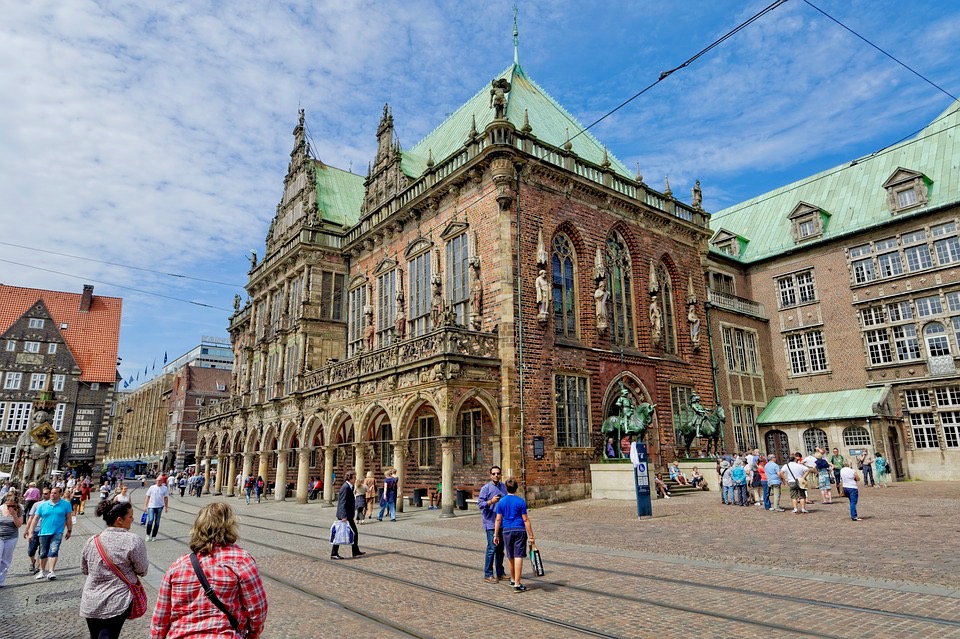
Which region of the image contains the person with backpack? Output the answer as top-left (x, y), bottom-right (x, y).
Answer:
top-left (178, 475), bottom-right (187, 498)
top-left (243, 477), bottom-right (254, 505)
top-left (255, 476), bottom-right (265, 504)
top-left (719, 460), bottom-right (733, 505)
top-left (731, 460), bottom-right (748, 506)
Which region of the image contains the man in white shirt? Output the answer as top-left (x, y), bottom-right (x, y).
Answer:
top-left (779, 452), bottom-right (813, 514)
top-left (143, 477), bottom-right (169, 541)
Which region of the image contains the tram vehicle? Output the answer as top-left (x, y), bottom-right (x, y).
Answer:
top-left (102, 460), bottom-right (148, 479)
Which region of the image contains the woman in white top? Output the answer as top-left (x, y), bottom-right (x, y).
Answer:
top-left (839, 460), bottom-right (862, 521)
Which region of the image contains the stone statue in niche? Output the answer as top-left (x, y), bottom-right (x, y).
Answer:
top-left (692, 180), bottom-right (703, 209)
top-left (594, 279), bottom-right (609, 334)
top-left (233, 294), bottom-right (241, 311)
top-left (394, 293), bottom-right (406, 339)
top-left (363, 312), bottom-right (375, 351)
top-left (649, 296), bottom-right (662, 345)
top-left (470, 265), bottom-right (483, 330)
top-left (431, 280), bottom-right (443, 328)
top-left (688, 304), bottom-right (701, 350)
top-left (250, 250), bottom-right (257, 269)
top-left (535, 269), bottom-right (550, 323)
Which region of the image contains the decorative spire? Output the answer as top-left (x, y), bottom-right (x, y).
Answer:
top-left (536, 228), bottom-right (548, 266)
top-left (664, 176), bottom-right (672, 197)
top-left (594, 246), bottom-right (606, 281)
top-left (686, 273), bottom-right (697, 305)
top-left (601, 146), bottom-right (611, 169)
top-left (563, 128), bottom-right (572, 151)
top-left (635, 162), bottom-right (644, 185)
top-left (468, 114), bottom-right (478, 139)
top-left (648, 259), bottom-right (659, 294)
top-left (521, 108), bottom-right (532, 133)
top-left (426, 148), bottom-right (435, 168)
top-left (513, 4), bottom-right (519, 65)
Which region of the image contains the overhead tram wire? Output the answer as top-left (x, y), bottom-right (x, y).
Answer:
top-left (0, 257), bottom-right (233, 312)
top-left (569, 0), bottom-right (790, 144)
top-left (0, 240), bottom-right (244, 288)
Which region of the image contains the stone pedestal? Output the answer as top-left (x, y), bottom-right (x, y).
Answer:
top-left (590, 462), bottom-right (648, 500)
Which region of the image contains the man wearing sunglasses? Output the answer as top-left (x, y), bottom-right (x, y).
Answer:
top-left (478, 466), bottom-right (508, 583)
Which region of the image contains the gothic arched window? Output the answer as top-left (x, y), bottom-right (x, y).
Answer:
top-left (552, 234), bottom-right (577, 338)
top-left (606, 231), bottom-right (635, 347)
top-left (656, 263), bottom-right (677, 353)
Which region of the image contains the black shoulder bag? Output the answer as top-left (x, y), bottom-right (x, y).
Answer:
top-left (189, 553), bottom-right (239, 632)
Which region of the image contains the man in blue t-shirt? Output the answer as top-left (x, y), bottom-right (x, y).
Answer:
top-left (24, 486), bottom-right (73, 580)
top-left (493, 478), bottom-right (535, 593)
top-left (478, 466), bottom-right (507, 582)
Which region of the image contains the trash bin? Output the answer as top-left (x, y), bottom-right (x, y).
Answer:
top-left (456, 489), bottom-right (471, 510)
top-left (413, 488), bottom-right (426, 507)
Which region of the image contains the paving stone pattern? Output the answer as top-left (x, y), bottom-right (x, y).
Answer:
top-left (5, 481), bottom-right (960, 638)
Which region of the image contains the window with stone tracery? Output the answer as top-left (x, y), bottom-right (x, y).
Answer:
top-left (605, 231), bottom-right (634, 348)
top-left (656, 263), bottom-right (676, 353)
top-left (552, 234), bottom-right (577, 338)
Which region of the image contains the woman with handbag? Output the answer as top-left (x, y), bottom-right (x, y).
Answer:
top-left (151, 502), bottom-right (267, 639)
top-left (80, 500), bottom-right (148, 639)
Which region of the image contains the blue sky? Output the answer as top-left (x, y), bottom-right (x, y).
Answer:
top-left (2, 0), bottom-right (959, 388)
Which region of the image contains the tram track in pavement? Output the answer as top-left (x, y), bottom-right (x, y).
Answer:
top-left (162, 502), bottom-right (960, 638)
top-left (81, 513), bottom-right (432, 639)
top-left (167, 502), bottom-right (960, 632)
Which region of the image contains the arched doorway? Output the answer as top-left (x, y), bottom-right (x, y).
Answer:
top-left (887, 425), bottom-right (903, 478)
top-left (765, 430), bottom-right (789, 464)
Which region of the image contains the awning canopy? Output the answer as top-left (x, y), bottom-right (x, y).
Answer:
top-left (757, 387), bottom-right (889, 425)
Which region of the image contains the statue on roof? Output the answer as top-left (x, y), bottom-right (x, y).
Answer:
top-left (490, 78), bottom-right (511, 119)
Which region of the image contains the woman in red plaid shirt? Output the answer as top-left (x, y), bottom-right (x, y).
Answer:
top-left (151, 502), bottom-right (267, 638)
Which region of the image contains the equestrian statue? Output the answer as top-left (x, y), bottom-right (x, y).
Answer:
top-left (601, 383), bottom-right (656, 458)
top-left (677, 393), bottom-right (725, 458)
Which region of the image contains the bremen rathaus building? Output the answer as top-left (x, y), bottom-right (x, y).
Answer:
top-left (197, 59), bottom-right (714, 512)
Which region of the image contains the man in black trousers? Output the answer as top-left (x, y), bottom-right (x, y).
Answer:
top-left (331, 469), bottom-right (364, 559)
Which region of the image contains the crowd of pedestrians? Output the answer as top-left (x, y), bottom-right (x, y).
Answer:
top-left (708, 447), bottom-right (889, 521)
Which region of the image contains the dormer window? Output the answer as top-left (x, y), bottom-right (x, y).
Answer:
top-left (787, 202), bottom-right (829, 243)
top-left (710, 229), bottom-right (747, 258)
top-left (883, 167), bottom-right (929, 214)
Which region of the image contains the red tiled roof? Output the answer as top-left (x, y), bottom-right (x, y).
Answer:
top-left (0, 284), bottom-right (122, 383)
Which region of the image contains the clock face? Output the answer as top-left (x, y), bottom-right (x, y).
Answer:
top-left (31, 423), bottom-right (58, 448)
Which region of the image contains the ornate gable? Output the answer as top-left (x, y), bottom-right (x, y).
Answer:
top-left (404, 236), bottom-right (433, 260)
top-left (373, 257), bottom-right (398, 276)
top-left (439, 219), bottom-right (469, 240)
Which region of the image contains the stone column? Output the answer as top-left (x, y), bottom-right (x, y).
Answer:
top-left (296, 448), bottom-right (310, 504)
top-left (275, 450), bottom-right (288, 501)
top-left (440, 438), bottom-right (455, 518)
top-left (354, 443), bottom-right (367, 485)
top-left (257, 452), bottom-right (269, 485)
top-left (217, 455), bottom-right (227, 494)
top-left (489, 435), bottom-right (502, 468)
top-left (393, 441), bottom-right (406, 513)
top-left (203, 457), bottom-right (211, 494)
top-left (241, 453), bottom-right (253, 484)
top-left (322, 446), bottom-right (335, 505)
top-left (226, 455), bottom-right (237, 497)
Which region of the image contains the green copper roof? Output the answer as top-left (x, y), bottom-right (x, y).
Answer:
top-left (757, 388), bottom-right (886, 424)
top-left (402, 63), bottom-right (632, 179)
top-left (314, 160), bottom-right (363, 227)
top-left (711, 100), bottom-right (960, 263)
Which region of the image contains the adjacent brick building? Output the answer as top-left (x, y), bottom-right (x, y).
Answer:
top-left (705, 99), bottom-right (960, 480)
top-left (0, 284), bottom-right (121, 480)
top-left (197, 60), bottom-right (715, 509)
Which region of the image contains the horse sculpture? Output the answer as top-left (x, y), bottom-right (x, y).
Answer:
top-left (601, 384), bottom-right (656, 458)
top-left (678, 395), bottom-right (725, 458)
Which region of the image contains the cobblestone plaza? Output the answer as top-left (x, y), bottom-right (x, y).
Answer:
top-left (5, 481), bottom-right (959, 638)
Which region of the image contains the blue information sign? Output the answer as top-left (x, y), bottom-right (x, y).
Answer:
top-left (632, 442), bottom-right (652, 518)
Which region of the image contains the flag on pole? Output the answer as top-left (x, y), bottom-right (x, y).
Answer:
top-left (152, 359), bottom-right (156, 372)
top-left (123, 380), bottom-right (129, 389)
top-left (136, 371), bottom-right (140, 381)
top-left (144, 364), bottom-right (148, 376)
top-left (164, 351), bottom-right (168, 364)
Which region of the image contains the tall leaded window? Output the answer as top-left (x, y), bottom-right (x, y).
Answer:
top-left (377, 270), bottom-right (396, 347)
top-left (409, 251), bottom-right (432, 337)
top-left (416, 416), bottom-right (438, 466)
top-left (552, 234), bottom-right (577, 338)
top-left (461, 409), bottom-right (482, 466)
top-left (605, 232), bottom-right (634, 347)
top-left (379, 423), bottom-right (393, 467)
top-left (347, 284), bottom-right (367, 357)
top-left (320, 271), bottom-right (345, 321)
top-left (656, 263), bottom-right (676, 353)
top-left (555, 374), bottom-right (589, 448)
top-left (446, 234), bottom-right (469, 326)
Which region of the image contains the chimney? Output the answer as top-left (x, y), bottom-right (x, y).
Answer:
top-left (80, 284), bottom-right (94, 313)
